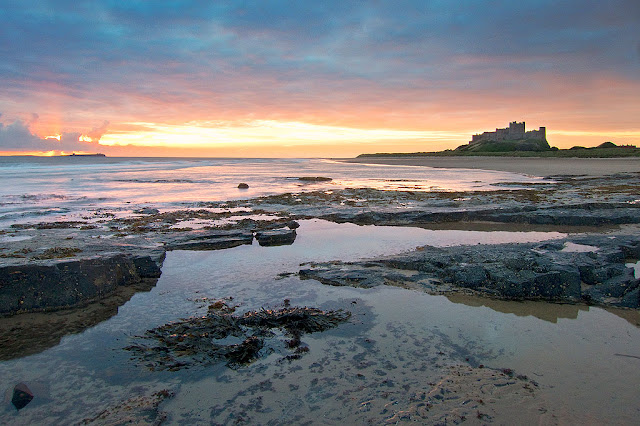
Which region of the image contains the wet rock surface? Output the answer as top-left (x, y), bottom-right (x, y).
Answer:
top-left (11, 383), bottom-right (34, 410)
top-left (125, 300), bottom-right (351, 371)
top-left (166, 230), bottom-right (254, 251)
top-left (0, 253), bottom-right (163, 315)
top-left (297, 176), bottom-right (332, 182)
top-left (246, 173), bottom-right (640, 228)
top-left (255, 228), bottom-right (297, 246)
top-left (301, 234), bottom-right (640, 308)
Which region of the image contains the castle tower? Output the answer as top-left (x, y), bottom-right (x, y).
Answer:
top-left (509, 121), bottom-right (525, 137)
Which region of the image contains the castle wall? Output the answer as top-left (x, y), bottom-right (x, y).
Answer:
top-left (469, 122), bottom-right (546, 144)
top-left (525, 127), bottom-right (546, 141)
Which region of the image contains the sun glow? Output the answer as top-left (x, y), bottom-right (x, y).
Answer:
top-left (44, 135), bottom-right (61, 141)
top-left (98, 120), bottom-right (466, 148)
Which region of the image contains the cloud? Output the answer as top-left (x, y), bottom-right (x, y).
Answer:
top-left (0, 120), bottom-right (45, 150)
top-left (84, 121), bottom-right (110, 142)
top-left (0, 118), bottom-right (106, 153)
top-left (0, 0), bottom-right (639, 154)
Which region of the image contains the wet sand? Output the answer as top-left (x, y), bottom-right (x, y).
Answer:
top-left (344, 156), bottom-right (640, 177)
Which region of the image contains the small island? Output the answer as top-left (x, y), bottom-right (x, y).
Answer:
top-left (359, 121), bottom-right (639, 158)
top-left (67, 153), bottom-right (107, 157)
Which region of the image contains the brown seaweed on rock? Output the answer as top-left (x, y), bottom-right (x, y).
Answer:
top-left (125, 301), bottom-right (350, 371)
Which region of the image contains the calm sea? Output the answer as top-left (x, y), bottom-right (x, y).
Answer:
top-left (0, 156), bottom-right (543, 229)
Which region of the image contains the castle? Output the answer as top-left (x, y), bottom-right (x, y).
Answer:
top-left (470, 121), bottom-right (546, 144)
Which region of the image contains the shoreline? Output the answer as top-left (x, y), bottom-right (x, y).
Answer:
top-left (341, 156), bottom-right (640, 177)
top-left (1, 166), bottom-right (639, 423)
top-left (2, 168), bottom-right (639, 319)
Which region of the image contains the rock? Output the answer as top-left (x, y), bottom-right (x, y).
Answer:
top-left (255, 229), bottom-right (297, 246)
top-left (620, 242), bottom-right (640, 259)
top-left (125, 304), bottom-right (350, 370)
top-left (166, 231), bottom-right (254, 251)
top-left (237, 183), bottom-right (249, 189)
top-left (598, 270), bottom-right (638, 298)
top-left (619, 288), bottom-right (640, 308)
top-left (299, 235), bottom-right (640, 307)
top-left (134, 207), bottom-right (160, 215)
top-left (0, 255), bottom-right (145, 315)
top-left (286, 220), bottom-right (300, 229)
top-left (298, 176), bottom-right (332, 182)
top-left (131, 254), bottom-right (164, 278)
top-left (300, 267), bottom-right (384, 288)
top-left (450, 265), bottom-right (488, 289)
top-left (12, 383), bottom-right (34, 410)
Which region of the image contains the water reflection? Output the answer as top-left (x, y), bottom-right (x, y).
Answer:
top-left (446, 293), bottom-right (589, 323)
top-left (446, 293), bottom-right (640, 328)
top-left (0, 279), bottom-right (158, 361)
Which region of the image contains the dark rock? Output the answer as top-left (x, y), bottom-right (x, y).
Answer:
top-left (532, 268), bottom-right (581, 299)
top-left (298, 176), bottom-right (332, 182)
top-left (619, 288), bottom-right (640, 308)
top-left (255, 229), bottom-right (297, 246)
top-left (286, 220), bottom-right (300, 229)
top-left (449, 265), bottom-right (488, 289)
top-left (126, 302), bottom-right (350, 370)
top-left (131, 254), bottom-right (164, 278)
top-left (0, 255), bottom-right (143, 315)
top-left (300, 267), bottom-right (384, 288)
top-left (237, 183), bottom-right (249, 189)
top-left (12, 383), bottom-right (34, 410)
top-left (166, 231), bottom-right (254, 251)
top-left (134, 207), bottom-right (160, 215)
top-left (299, 235), bottom-right (640, 307)
top-left (598, 270), bottom-right (638, 298)
top-left (620, 242), bottom-right (640, 259)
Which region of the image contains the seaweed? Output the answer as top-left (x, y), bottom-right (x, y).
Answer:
top-left (125, 300), bottom-right (350, 371)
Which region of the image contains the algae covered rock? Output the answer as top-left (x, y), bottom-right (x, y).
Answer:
top-left (125, 300), bottom-right (350, 370)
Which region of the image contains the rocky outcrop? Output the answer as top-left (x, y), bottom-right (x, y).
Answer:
top-left (0, 253), bottom-right (164, 315)
top-left (316, 204), bottom-right (640, 227)
top-left (300, 235), bottom-right (640, 308)
top-left (255, 229), bottom-right (297, 246)
top-left (166, 230), bottom-right (254, 251)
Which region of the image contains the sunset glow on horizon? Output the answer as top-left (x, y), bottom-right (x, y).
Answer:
top-left (1, 2), bottom-right (639, 157)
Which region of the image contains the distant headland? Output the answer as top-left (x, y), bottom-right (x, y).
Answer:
top-left (462, 121), bottom-right (549, 153)
top-left (359, 121), bottom-right (639, 158)
top-left (66, 153), bottom-right (106, 157)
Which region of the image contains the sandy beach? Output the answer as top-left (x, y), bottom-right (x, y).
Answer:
top-left (344, 156), bottom-right (640, 177)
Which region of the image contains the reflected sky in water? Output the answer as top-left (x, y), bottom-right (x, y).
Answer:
top-left (0, 220), bottom-right (638, 423)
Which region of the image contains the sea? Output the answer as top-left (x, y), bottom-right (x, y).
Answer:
top-left (0, 156), bottom-right (639, 424)
top-left (0, 156), bottom-right (544, 229)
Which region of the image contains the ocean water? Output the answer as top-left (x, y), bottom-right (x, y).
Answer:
top-left (0, 156), bottom-right (544, 229)
top-left (1, 157), bottom-right (639, 423)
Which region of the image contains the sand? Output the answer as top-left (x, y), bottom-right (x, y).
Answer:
top-left (343, 156), bottom-right (640, 177)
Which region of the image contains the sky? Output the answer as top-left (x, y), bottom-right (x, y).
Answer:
top-left (0, 1), bottom-right (639, 157)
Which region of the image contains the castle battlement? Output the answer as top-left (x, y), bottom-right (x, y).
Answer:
top-left (470, 121), bottom-right (546, 144)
